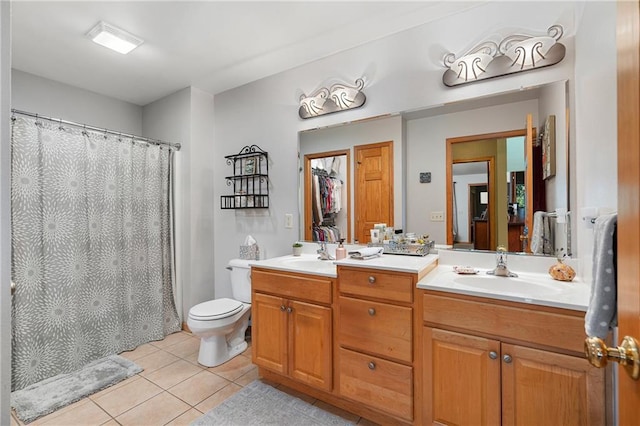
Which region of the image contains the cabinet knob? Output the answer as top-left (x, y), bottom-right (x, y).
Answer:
top-left (368, 308), bottom-right (376, 316)
top-left (368, 361), bottom-right (376, 370)
top-left (280, 305), bottom-right (286, 312)
top-left (286, 306), bottom-right (293, 314)
top-left (503, 354), bottom-right (513, 363)
top-left (489, 351), bottom-right (498, 360)
top-left (368, 276), bottom-right (376, 284)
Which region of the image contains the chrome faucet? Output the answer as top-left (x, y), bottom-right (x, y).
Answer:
top-left (317, 242), bottom-right (335, 260)
top-left (487, 246), bottom-right (518, 277)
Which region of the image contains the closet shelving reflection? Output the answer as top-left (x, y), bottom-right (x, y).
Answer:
top-left (221, 145), bottom-right (269, 209)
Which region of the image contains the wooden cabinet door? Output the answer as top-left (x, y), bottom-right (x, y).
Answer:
top-left (501, 343), bottom-right (605, 426)
top-left (252, 292), bottom-right (287, 375)
top-left (423, 327), bottom-right (501, 426)
top-left (288, 300), bottom-right (332, 391)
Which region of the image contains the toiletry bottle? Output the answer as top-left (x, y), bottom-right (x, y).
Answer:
top-left (335, 239), bottom-right (347, 260)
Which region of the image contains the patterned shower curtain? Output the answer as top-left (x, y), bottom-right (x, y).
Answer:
top-left (10, 116), bottom-right (181, 391)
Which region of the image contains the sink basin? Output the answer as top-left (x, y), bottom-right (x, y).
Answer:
top-left (281, 256), bottom-right (335, 270)
top-left (451, 273), bottom-right (565, 298)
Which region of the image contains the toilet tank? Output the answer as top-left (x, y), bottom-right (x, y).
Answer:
top-left (228, 258), bottom-right (252, 303)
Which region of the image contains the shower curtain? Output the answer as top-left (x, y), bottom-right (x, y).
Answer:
top-left (10, 116), bottom-right (181, 391)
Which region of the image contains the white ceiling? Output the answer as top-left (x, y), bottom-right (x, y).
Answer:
top-left (10, 1), bottom-right (484, 106)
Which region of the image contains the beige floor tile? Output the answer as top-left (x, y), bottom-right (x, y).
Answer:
top-left (90, 374), bottom-right (141, 400)
top-left (168, 370), bottom-right (230, 406)
top-left (119, 343), bottom-right (159, 361)
top-left (34, 400), bottom-right (111, 426)
top-left (313, 400), bottom-right (360, 423)
top-left (164, 337), bottom-right (201, 359)
top-left (10, 412), bottom-right (21, 426)
top-left (207, 353), bottom-right (254, 381)
top-left (182, 350), bottom-right (200, 366)
top-left (136, 349), bottom-right (181, 376)
top-left (165, 408), bottom-right (205, 426)
top-left (194, 382), bottom-right (242, 413)
top-left (144, 359), bottom-right (202, 389)
top-left (233, 365), bottom-right (258, 386)
top-left (241, 344), bottom-right (253, 359)
top-left (92, 376), bottom-right (163, 417)
top-left (150, 331), bottom-right (192, 349)
top-left (115, 392), bottom-right (190, 426)
top-left (100, 420), bottom-right (120, 426)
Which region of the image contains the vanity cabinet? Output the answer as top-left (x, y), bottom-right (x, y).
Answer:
top-left (422, 291), bottom-right (606, 426)
top-left (251, 268), bottom-right (333, 391)
top-left (337, 266), bottom-right (416, 422)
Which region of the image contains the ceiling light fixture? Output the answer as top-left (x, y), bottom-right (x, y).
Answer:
top-left (86, 21), bottom-right (143, 55)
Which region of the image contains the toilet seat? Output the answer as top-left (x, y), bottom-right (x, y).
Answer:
top-left (189, 298), bottom-right (244, 321)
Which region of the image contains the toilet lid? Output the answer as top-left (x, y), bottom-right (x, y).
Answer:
top-left (189, 298), bottom-right (244, 320)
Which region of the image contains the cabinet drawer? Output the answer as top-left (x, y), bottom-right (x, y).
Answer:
top-left (422, 292), bottom-right (585, 354)
top-left (338, 347), bottom-right (413, 421)
top-left (339, 267), bottom-right (413, 303)
top-left (252, 268), bottom-right (332, 304)
top-left (339, 296), bottom-right (412, 363)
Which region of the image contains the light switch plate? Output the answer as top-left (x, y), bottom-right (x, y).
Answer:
top-left (285, 213), bottom-right (293, 229)
top-left (430, 211), bottom-right (444, 221)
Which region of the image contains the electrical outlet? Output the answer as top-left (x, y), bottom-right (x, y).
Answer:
top-left (430, 211), bottom-right (444, 222)
top-left (285, 213), bottom-right (293, 229)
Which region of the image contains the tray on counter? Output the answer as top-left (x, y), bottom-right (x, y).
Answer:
top-left (369, 240), bottom-right (434, 256)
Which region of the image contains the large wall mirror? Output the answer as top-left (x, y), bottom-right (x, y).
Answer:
top-left (299, 79), bottom-right (571, 257)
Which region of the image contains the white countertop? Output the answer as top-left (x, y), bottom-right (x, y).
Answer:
top-left (250, 254), bottom-right (338, 277)
top-left (417, 250), bottom-right (590, 312)
top-left (334, 253), bottom-right (438, 274)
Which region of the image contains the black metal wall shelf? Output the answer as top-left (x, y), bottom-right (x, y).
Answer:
top-left (221, 145), bottom-right (269, 209)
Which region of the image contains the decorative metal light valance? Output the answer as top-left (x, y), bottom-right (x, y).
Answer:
top-left (443, 25), bottom-right (565, 87)
top-left (299, 78), bottom-right (366, 119)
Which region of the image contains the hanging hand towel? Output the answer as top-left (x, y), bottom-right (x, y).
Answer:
top-left (348, 247), bottom-right (383, 260)
top-left (585, 213), bottom-right (617, 339)
top-left (530, 211), bottom-right (547, 254)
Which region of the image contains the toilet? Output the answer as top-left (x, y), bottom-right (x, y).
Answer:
top-left (187, 258), bottom-right (252, 367)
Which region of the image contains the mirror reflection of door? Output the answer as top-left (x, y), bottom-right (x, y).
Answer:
top-left (451, 162), bottom-right (489, 250)
top-left (304, 150), bottom-right (351, 242)
top-left (354, 141), bottom-right (393, 244)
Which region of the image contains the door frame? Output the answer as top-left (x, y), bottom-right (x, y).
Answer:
top-left (616, 0), bottom-right (640, 420)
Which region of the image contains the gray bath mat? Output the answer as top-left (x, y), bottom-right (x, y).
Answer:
top-left (192, 380), bottom-right (354, 425)
top-left (11, 354), bottom-right (142, 424)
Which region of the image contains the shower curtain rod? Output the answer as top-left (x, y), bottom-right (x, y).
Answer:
top-left (11, 109), bottom-right (181, 151)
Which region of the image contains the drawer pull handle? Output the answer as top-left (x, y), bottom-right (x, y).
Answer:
top-left (489, 351), bottom-right (498, 360)
top-left (286, 306), bottom-right (293, 314)
top-left (503, 354), bottom-right (513, 363)
top-left (280, 305), bottom-right (286, 312)
top-left (368, 308), bottom-right (376, 316)
top-left (368, 361), bottom-right (376, 370)
top-left (368, 276), bottom-right (376, 284)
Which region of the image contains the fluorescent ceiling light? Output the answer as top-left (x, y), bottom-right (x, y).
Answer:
top-left (87, 21), bottom-right (143, 54)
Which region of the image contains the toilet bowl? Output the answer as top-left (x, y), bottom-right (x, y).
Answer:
top-left (187, 259), bottom-right (252, 367)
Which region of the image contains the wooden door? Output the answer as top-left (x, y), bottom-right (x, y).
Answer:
top-left (288, 300), bottom-right (332, 391)
top-left (423, 327), bottom-right (501, 426)
top-left (252, 292), bottom-right (288, 374)
top-left (616, 0), bottom-right (640, 420)
top-left (501, 344), bottom-right (605, 426)
top-left (354, 141), bottom-right (393, 243)
top-left (524, 114), bottom-right (534, 253)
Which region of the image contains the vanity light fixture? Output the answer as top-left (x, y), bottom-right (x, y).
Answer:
top-left (86, 21), bottom-right (143, 54)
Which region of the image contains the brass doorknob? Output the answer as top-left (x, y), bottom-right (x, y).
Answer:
top-left (584, 336), bottom-right (640, 380)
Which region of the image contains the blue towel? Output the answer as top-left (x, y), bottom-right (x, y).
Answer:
top-left (585, 213), bottom-right (617, 339)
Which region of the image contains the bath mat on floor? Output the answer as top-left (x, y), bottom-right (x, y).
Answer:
top-left (11, 354), bottom-right (142, 424)
top-left (192, 380), bottom-right (354, 425)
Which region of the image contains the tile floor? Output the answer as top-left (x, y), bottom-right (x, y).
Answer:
top-left (11, 331), bottom-right (378, 426)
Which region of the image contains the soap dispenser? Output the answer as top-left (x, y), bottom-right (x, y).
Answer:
top-left (335, 239), bottom-right (347, 260)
